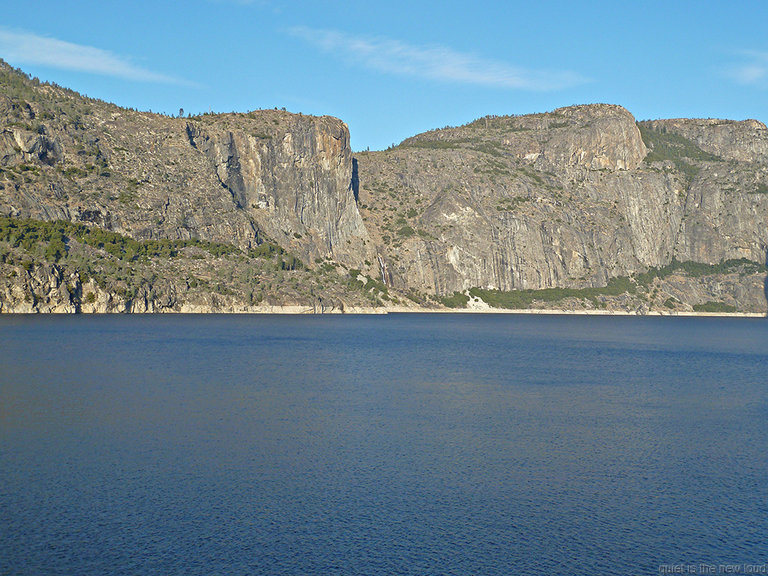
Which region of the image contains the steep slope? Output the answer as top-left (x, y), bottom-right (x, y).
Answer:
top-left (639, 119), bottom-right (768, 265)
top-left (2, 60), bottom-right (767, 314)
top-left (0, 60), bottom-right (392, 312)
top-left (354, 105), bottom-right (768, 311)
top-left (0, 60), bottom-right (370, 267)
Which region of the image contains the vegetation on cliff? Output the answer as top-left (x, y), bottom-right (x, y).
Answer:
top-left (440, 259), bottom-right (765, 312)
top-left (2, 59), bottom-right (767, 314)
top-left (0, 216), bottom-right (395, 312)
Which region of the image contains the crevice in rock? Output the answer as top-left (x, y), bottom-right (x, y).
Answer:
top-left (185, 123), bottom-right (198, 149)
top-left (350, 157), bottom-right (360, 202)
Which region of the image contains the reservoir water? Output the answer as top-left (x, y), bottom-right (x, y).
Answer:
top-left (1, 314), bottom-right (767, 575)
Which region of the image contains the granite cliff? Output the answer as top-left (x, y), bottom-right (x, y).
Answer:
top-left (1, 61), bottom-right (767, 314)
top-left (355, 105), bottom-right (768, 312)
top-left (0, 60), bottom-right (368, 265)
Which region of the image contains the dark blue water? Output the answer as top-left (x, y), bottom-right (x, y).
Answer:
top-left (1, 314), bottom-right (767, 576)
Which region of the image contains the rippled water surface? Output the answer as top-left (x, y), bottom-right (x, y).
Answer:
top-left (1, 314), bottom-right (767, 575)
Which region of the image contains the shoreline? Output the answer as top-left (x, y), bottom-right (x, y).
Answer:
top-left (1, 304), bottom-right (765, 318)
top-left (359, 307), bottom-right (767, 318)
top-left (391, 308), bottom-right (767, 318)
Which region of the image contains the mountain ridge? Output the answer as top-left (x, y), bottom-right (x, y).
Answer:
top-left (1, 60), bottom-right (767, 314)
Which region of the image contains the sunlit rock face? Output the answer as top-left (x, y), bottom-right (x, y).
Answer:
top-left (356, 105), bottom-right (768, 298)
top-left (2, 56), bottom-right (768, 313)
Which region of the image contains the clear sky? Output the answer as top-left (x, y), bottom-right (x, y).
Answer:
top-left (1, 1), bottom-right (767, 151)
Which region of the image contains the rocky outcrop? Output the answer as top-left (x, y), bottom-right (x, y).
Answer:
top-left (0, 262), bottom-right (78, 313)
top-left (0, 256), bottom-right (364, 313)
top-left (642, 118), bottom-right (768, 163)
top-left (0, 60), bottom-right (369, 269)
top-left (355, 105), bottom-right (768, 308)
top-left (401, 104), bottom-right (647, 172)
top-left (527, 104), bottom-right (648, 171)
top-left (2, 59), bottom-right (767, 313)
top-left (187, 115), bottom-right (370, 265)
top-left (0, 261), bottom-right (176, 313)
top-left (0, 128), bottom-right (62, 165)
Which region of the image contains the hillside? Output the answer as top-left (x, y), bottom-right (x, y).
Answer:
top-left (1, 60), bottom-right (767, 313)
top-left (356, 105), bottom-right (768, 312)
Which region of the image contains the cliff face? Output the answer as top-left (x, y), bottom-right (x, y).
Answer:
top-left (0, 61), bottom-right (369, 267)
top-left (2, 60), bottom-right (767, 314)
top-left (186, 114), bottom-right (369, 265)
top-left (640, 118), bottom-right (768, 266)
top-left (643, 118), bottom-right (768, 163)
top-left (355, 105), bottom-right (768, 306)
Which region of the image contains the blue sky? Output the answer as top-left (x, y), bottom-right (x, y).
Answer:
top-left (1, 1), bottom-right (767, 151)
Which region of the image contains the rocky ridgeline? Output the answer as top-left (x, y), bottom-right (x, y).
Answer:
top-left (357, 104), bottom-right (768, 309)
top-left (1, 60), bottom-right (767, 313)
top-left (0, 60), bottom-right (369, 268)
top-left (643, 118), bottom-right (768, 163)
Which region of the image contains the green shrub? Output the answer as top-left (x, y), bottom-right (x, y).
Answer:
top-left (248, 241), bottom-right (282, 259)
top-left (469, 275), bottom-right (636, 309)
top-left (396, 225), bottom-right (416, 238)
top-left (399, 139), bottom-right (460, 150)
top-left (693, 302), bottom-right (738, 313)
top-left (44, 237), bottom-right (66, 261)
top-left (441, 291), bottom-right (469, 308)
top-left (363, 277), bottom-right (388, 294)
top-left (405, 289), bottom-right (425, 304)
top-left (663, 297), bottom-right (678, 309)
top-left (634, 258), bottom-right (766, 287)
top-left (496, 196), bottom-right (530, 212)
top-left (279, 255), bottom-right (303, 271)
top-left (0, 216), bottom-right (248, 263)
top-left (637, 123), bottom-right (721, 181)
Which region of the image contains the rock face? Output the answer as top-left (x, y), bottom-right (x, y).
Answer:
top-left (1, 60), bottom-right (767, 313)
top-left (0, 262), bottom-right (78, 313)
top-left (643, 118), bottom-right (768, 163)
top-left (0, 60), bottom-right (369, 268)
top-left (355, 105), bottom-right (768, 305)
top-left (544, 105), bottom-right (648, 170)
top-left (512, 104), bottom-right (648, 171)
top-left (185, 115), bottom-right (369, 265)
